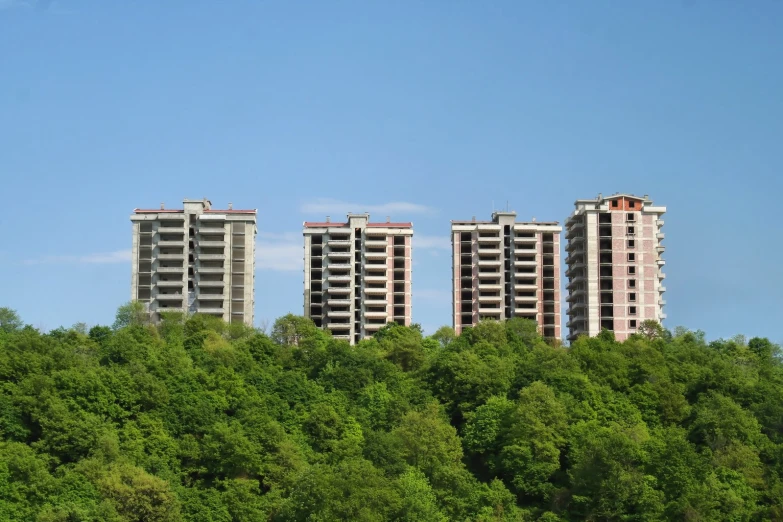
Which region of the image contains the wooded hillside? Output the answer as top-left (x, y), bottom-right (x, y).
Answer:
top-left (1, 307), bottom-right (781, 521)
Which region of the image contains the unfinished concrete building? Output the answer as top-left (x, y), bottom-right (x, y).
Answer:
top-left (303, 214), bottom-right (413, 345)
top-left (451, 212), bottom-right (562, 339)
top-left (565, 193), bottom-right (666, 342)
top-left (130, 199), bottom-right (257, 325)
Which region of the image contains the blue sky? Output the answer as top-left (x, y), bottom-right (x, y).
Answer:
top-left (1, 1), bottom-right (781, 340)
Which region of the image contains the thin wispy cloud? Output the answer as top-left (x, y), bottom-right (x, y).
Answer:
top-left (256, 232), bottom-right (303, 272)
top-left (301, 198), bottom-right (435, 217)
top-left (24, 249), bottom-right (132, 265)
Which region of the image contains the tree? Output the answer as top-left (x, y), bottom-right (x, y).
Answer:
top-left (0, 307), bottom-right (23, 333)
top-left (112, 301), bottom-right (148, 330)
top-left (638, 319), bottom-right (665, 340)
top-left (430, 326), bottom-right (456, 348)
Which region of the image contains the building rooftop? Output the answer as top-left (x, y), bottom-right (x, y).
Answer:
top-left (303, 221), bottom-right (413, 228)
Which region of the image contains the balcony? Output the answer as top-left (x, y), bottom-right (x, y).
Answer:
top-left (656, 219), bottom-right (664, 227)
top-left (156, 293), bottom-right (184, 301)
top-left (656, 245), bottom-right (666, 253)
top-left (198, 254), bottom-right (226, 261)
top-left (362, 239), bottom-right (386, 247)
top-left (660, 299), bottom-right (667, 306)
top-left (514, 282), bottom-right (537, 291)
top-left (478, 282), bottom-right (502, 290)
top-left (327, 298), bottom-right (352, 306)
top-left (478, 307), bottom-right (503, 315)
top-left (197, 280), bottom-right (224, 287)
top-left (477, 236), bottom-right (500, 243)
top-left (657, 259), bottom-right (666, 266)
top-left (326, 286), bottom-right (352, 294)
top-left (197, 266), bottom-right (225, 273)
top-left (514, 259), bottom-right (537, 267)
top-left (515, 307), bottom-right (538, 315)
top-left (566, 223), bottom-right (584, 238)
top-left (199, 240), bottom-right (226, 248)
top-left (364, 250), bottom-right (388, 259)
top-left (364, 322), bottom-right (387, 331)
top-left (327, 322), bottom-right (352, 329)
top-left (156, 280), bottom-right (183, 287)
top-left (198, 223), bottom-right (225, 232)
top-left (365, 275), bottom-right (388, 283)
top-left (327, 274), bottom-right (352, 282)
top-left (157, 266), bottom-right (184, 273)
top-left (477, 258), bottom-right (501, 267)
top-left (567, 288), bottom-right (585, 300)
top-left (197, 307), bottom-right (224, 314)
top-left (197, 294), bottom-right (225, 301)
top-left (659, 285), bottom-right (667, 292)
top-left (364, 298), bottom-right (387, 305)
top-left (156, 227), bottom-right (184, 234)
top-left (514, 235), bottom-right (537, 243)
top-left (657, 233), bottom-right (665, 240)
top-left (514, 295), bottom-right (538, 302)
top-left (157, 240), bottom-right (185, 247)
top-left (477, 248), bottom-right (501, 255)
top-left (325, 251), bottom-right (351, 259)
top-left (157, 253), bottom-right (184, 261)
top-left (364, 311), bottom-right (388, 319)
top-left (327, 263), bottom-right (352, 270)
top-left (477, 294), bottom-right (502, 302)
top-left (658, 272), bottom-right (666, 279)
top-left (364, 287), bottom-right (387, 295)
top-left (327, 310), bottom-right (351, 318)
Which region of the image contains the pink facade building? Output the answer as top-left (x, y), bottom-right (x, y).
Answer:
top-left (565, 194), bottom-right (666, 342)
top-left (451, 212), bottom-right (562, 339)
top-left (303, 214), bottom-right (413, 345)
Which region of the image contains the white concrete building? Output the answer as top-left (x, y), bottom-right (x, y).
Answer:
top-left (451, 212), bottom-right (562, 339)
top-left (130, 198), bottom-right (257, 325)
top-left (565, 193), bottom-right (666, 342)
top-left (303, 214), bottom-right (413, 345)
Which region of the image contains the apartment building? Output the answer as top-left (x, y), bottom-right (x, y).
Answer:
top-left (303, 214), bottom-right (413, 345)
top-left (564, 193), bottom-right (666, 342)
top-left (130, 198), bottom-right (257, 325)
top-left (451, 212), bottom-right (562, 339)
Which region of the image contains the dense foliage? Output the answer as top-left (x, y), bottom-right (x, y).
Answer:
top-left (1, 305), bottom-right (782, 521)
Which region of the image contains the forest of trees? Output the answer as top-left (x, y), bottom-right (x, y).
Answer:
top-left (1, 304), bottom-right (782, 521)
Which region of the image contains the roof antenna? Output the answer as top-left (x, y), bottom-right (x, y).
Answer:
top-left (506, 200), bottom-right (509, 212)
top-left (228, 202), bottom-right (233, 210)
top-left (160, 202), bottom-right (165, 210)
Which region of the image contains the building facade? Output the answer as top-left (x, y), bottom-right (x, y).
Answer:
top-left (130, 198), bottom-right (257, 325)
top-left (303, 214), bottom-right (413, 345)
top-left (564, 194), bottom-right (666, 342)
top-left (451, 212), bottom-right (562, 339)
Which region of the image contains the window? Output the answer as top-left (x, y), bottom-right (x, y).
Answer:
top-left (630, 319), bottom-right (637, 328)
top-left (626, 213), bottom-right (635, 222)
top-left (628, 266), bottom-right (636, 275)
top-left (627, 239), bottom-right (635, 248)
top-left (627, 253), bottom-right (635, 262)
top-left (629, 279), bottom-right (637, 288)
top-left (629, 306), bottom-right (637, 315)
top-left (627, 226), bottom-right (635, 235)
top-left (629, 292), bottom-right (636, 302)
top-left (612, 200), bottom-right (619, 208)
top-left (629, 201), bottom-right (636, 208)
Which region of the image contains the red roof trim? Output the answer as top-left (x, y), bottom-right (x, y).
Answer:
top-left (304, 222), bottom-right (348, 227)
top-left (304, 222), bottom-right (412, 228)
top-left (134, 209), bottom-right (184, 213)
top-left (204, 209), bottom-right (256, 214)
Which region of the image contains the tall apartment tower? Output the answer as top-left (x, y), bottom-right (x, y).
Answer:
top-left (564, 194), bottom-right (666, 342)
top-left (303, 214), bottom-right (413, 345)
top-left (451, 212), bottom-right (562, 339)
top-left (130, 198), bottom-right (257, 325)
